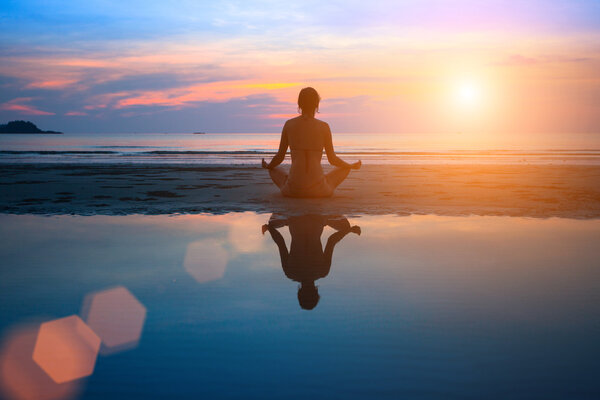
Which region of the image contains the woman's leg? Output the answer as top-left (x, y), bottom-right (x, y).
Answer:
top-left (268, 166), bottom-right (288, 189)
top-left (325, 166), bottom-right (351, 191)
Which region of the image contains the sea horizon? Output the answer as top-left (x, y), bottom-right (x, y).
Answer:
top-left (2, 132), bottom-right (600, 165)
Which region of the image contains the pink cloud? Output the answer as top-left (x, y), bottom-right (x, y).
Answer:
top-left (0, 98), bottom-right (54, 115)
top-left (83, 104), bottom-right (107, 110)
top-left (26, 79), bottom-right (78, 89)
top-left (65, 111), bottom-right (88, 116)
top-left (110, 80), bottom-right (297, 110)
top-left (260, 113), bottom-right (297, 119)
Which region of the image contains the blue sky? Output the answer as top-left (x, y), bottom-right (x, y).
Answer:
top-left (1, 0), bottom-right (599, 135)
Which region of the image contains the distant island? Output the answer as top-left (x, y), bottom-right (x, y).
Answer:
top-left (0, 120), bottom-right (63, 134)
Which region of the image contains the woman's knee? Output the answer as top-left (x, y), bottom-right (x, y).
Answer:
top-left (268, 167), bottom-right (288, 188)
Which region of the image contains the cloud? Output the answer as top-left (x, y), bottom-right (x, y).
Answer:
top-left (240, 83), bottom-right (300, 90)
top-left (260, 113), bottom-right (297, 120)
top-left (107, 79), bottom-right (298, 110)
top-left (25, 79), bottom-right (79, 89)
top-left (496, 54), bottom-right (539, 66)
top-left (496, 54), bottom-right (593, 66)
top-left (0, 98), bottom-right (55, 115)
top-left (91, 73), bottom-right (200, 93)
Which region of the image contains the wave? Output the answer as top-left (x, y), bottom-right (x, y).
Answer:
top-left (2, 149), bottom-right (600, 156)
top-left (0, 150), bottom-right (118, 155)
top-left (93, 145), bottom-right (161, 149)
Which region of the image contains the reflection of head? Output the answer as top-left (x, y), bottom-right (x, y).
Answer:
top-left (298, 282), bottom-right (320, 310)
top-left (298, 87), bottom-right (321, 114)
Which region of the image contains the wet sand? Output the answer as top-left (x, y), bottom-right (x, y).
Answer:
top-left (1, 163), bottom-right (599, 217)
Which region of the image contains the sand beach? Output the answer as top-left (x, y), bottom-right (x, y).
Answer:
top-left (1, 163), bottom-right (599, 218)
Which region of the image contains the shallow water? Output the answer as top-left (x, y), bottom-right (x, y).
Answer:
top-left (0, 213), bottom-right (599, 399)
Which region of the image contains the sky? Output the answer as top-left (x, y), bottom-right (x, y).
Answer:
top-left (1, 0), bottom-right (599, 140)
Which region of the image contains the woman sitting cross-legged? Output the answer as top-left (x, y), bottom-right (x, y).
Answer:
top-left (262, 87), bottom-right (361, 198)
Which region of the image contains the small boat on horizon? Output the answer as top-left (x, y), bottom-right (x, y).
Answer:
top-left (193, 131), bottom-right (207, 134)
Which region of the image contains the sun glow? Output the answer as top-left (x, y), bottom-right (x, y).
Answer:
top-left (454, 80), bottom-right (482, 109)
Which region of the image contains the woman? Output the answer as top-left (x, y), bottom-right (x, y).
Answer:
top-left (261, 87), bottom-right (361, 197)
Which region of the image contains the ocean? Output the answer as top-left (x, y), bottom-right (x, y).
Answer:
top-left (1, 132), bottom-right (600, 165)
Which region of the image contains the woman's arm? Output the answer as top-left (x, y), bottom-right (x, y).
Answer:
top-left (324, 124), bottom-right (361, 169)
top-left (262, 124), bottom-right (289, 169)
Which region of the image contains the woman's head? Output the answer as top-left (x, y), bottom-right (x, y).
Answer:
top-left (297, 87), bottom-right (321, 115)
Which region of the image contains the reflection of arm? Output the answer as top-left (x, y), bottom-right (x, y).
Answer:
top-left (324, 125), bottom-right (351, 168)
top-left (323, 229), bottom-right (352, 272)
top-left (325, 216), bottom-right (351, 232)
top-left (267, 125), bottom-right (289, 169)
top-left (267, 226), bottom-right (288, 268)
top-left (268, 214), bottom-right (289, 229)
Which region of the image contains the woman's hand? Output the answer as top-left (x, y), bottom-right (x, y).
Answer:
top-left (351, 160), bottom-right (362, 170)
top-left (261, 158), bottom-right (269, 169)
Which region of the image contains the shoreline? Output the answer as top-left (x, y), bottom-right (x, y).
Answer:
top-left (1, 163), bottom-right (600, 218)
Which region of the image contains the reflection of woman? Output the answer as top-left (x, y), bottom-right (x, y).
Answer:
top-left (263, 214), bottom-right (360, 310)
top-left (261, 87), bottom-right (361, 197)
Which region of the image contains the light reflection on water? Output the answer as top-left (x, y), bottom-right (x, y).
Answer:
top-left (0, 213), bottom-right (599, 399)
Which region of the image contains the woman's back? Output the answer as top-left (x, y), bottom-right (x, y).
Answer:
top-left (285, 115), bottom-right (326, 150)
top-left (282, 116), bottom-right (331, 197)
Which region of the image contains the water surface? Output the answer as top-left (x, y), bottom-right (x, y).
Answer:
top-left (1, 132), bottom-right (599, 165)
top-left (0, 213), bottom-right (599, 399)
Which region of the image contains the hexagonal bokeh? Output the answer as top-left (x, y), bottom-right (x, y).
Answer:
top-left (184, 239), bottom-right (229, 283)
top-left (83, 286), bottom-right (147, 355)
top-left (32, 316), bottom-right (101, 384)
top-left (0, 323), bottom-right (81, 400)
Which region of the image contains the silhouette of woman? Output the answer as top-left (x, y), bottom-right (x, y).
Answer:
top-left (262, 87), bottom-right (361, 197)
top-left (262, 214), bottom-right (361, 310)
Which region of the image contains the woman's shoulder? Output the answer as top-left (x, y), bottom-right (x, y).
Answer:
top-left (289, 116), bottom-right (329, 127)
top-left (282, 116), bottom-right (298, 130)
top-left (285, 116), bottom-right (329, 125)
top-left (285, 116), bottom-right (304, 125)
top-left (313, 117), bottom-right (329, 128)
top-left (284, 117), bottom-right (330, 135)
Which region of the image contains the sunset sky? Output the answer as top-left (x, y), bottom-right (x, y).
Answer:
top-left (1, 0), bottom-right (599, 139)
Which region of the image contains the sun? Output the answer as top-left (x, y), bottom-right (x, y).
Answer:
top-left (454, 80), bottom-right (482, 108)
